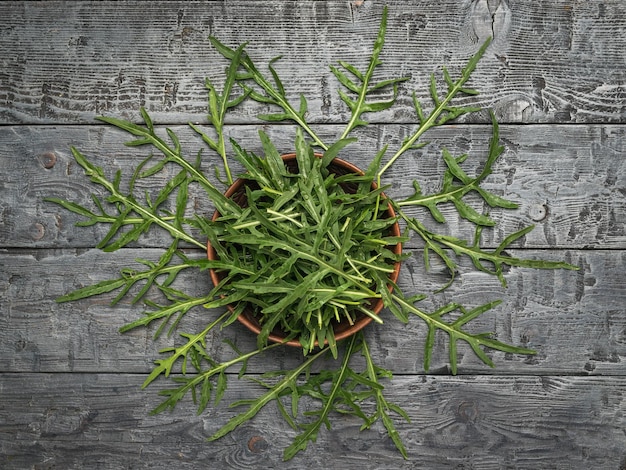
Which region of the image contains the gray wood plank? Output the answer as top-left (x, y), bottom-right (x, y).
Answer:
top-left (1, 248), bottom-right (623, 375)
top-left (2, 124), bottom-right (625, 249)
top-left (1, 1), bottom-right (625, 125)
top-left (1, 373), bottom-right (625, 469)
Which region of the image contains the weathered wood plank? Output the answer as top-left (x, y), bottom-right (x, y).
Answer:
top-left (1, 1), bottom-right (625, 125)
top-left (2, 124), bottom-right (625, 249)
top-left (1, 373), bottom-right (625, 468)
top-left (1, 248), bottom-right (623, 376)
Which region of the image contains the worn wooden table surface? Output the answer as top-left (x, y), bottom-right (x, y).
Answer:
top-left (1, 1), bottom-right (625, 468)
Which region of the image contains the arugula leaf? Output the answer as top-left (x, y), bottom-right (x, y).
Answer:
top-left (330, 6), bottom-right (410, 139)
top-left (282, 335), bottom-right (358, 460)
top-left (360, 337), bottom-right (409, 459)
top-left (378, 37), bottom-right (493, 177)
top-left (399, 113), bottom-right (517, 226)
top-left (208, 347), bottom-right (328, 443)
top-left (392, 295), bottom-right (536, 374)
top-left (209, 37), bottom-right (328, 151)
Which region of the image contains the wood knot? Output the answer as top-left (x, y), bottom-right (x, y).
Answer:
top-left (456, 400), bottom-right (480, 423)
top-left (529, 203), bottom-right (548, 221)
top-left (469, 0), bottom-right (511, 44)
top-left (38, 152), bottom-right (57, 169)
top-left (31, 222), bottom-right (46, 241)
top-left (247, 435), bottom-right (268, 453)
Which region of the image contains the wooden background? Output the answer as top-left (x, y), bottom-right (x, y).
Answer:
top-left (1, 1), bottom-right (625, 468)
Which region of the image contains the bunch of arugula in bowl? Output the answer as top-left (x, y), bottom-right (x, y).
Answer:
top-left (46, 6), bottom-right (578, 460)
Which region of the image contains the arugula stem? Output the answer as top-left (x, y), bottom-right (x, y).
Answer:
top-left (71, 147), bottom-right (205, 249)
top-left (151, 341), bottom-right (284, 415)
top-left (378, 108), bottom-right (441, 179)
top-left (360, 337), bottom-right (408, 459)
top-left (377, 38), bottom-right (492, 179)
top-left (147, 136), bottom-right (222, 201)
top-left (143, 310), bottom-right (232, 388)
top-left (247, 71), bottom-right (328, 151)
top-left (339, 8), bottom-right (388, 141)
top-left (120, 294), bottom-right (217, 333)
top-left (209, 37), bottom-right (328, 151)
top-left (283, 335), bottom-right (358, 460)
top-left (198, 43), bottom-right (248, 185)
top-left (434, 229), bottom-right (577, 271)
top-left (397, 180), bottom-right (479, 208)
top-left (392, 294), bottom-right (463, 341)
top-left (56, 261), bottom-right (189, 304)
top-left (391, 293), bottom-right (535, 374)
top-left (209, 345), bottom-right (329, 442)
top-left (96, 115), bottom-right (243, 218)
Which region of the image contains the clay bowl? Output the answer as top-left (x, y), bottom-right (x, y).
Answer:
top-left (206, 153), bottom-right (402, 348)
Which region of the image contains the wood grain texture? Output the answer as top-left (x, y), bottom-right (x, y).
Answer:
top-left (1, 1), bottom-right (625, 125)
top-left (1, 1), bottom-right (625, 467)
top-left (1, 373), bottom-right (625, 469)
top-left (1, 123), bottom-right (624, 249)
